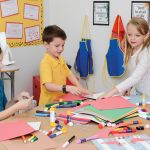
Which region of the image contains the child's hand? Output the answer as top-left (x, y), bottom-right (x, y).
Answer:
top-left (66, 85), bottom-right (80, 95)
top-left (66, 86), bottom-right (89, 95)
top-left (79, 88), bottom-right (89, 95)
top-left (15, 96), bottom-right (33, 110)
top-left (15, 91), bottom-right (30, 101)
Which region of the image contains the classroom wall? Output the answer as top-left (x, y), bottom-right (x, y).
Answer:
top-left (4, 0), bottom-right (51, 100)
top-left (4, 0), bottom-right (148, 99)
top-left (48, 0), bottom-right (149, 93)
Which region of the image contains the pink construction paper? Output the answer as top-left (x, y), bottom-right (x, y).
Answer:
top-left (0, 121), bottom-right (35, 141)
top-left (90, 96), bottom-right (136, 110)
top-left (56, 93), bottom-right (86, 101)
top-left (1, 131), bottom-right (57, 150)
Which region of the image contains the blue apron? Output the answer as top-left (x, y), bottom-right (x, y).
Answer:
top-left (106, 39), bottom-right (125, 77)
top-left (74, 39), bottom-right (93, 78)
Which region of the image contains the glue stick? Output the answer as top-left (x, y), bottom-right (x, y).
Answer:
top-left (50, 107), bottom-right (56, 127)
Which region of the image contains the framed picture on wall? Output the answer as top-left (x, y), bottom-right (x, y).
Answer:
top-left (131, 1), bottom-right (150, 24)
top-left (93, 1), bottom-right (109, 25)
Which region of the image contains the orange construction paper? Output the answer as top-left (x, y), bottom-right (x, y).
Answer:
top-left (0, 121), bottom-right (35, 141)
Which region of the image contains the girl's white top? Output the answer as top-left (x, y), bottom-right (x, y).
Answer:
top-left (116, 46), bottom-right (150, 96)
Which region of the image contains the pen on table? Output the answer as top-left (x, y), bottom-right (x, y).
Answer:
top-left (22, 135), bottom-right (26, 143)
top-left (35, 113), bottom-right (50, 117)
top-left (55, 104), bottom-right (77, 108)
top-left (36, 110), bottom-right (50, 114)
top-left (111, 128), bottom-right (136, 134)
top-left (62, 136), bottom-right (75, 148)
top-left (77, 135), bottom-right (99, 144)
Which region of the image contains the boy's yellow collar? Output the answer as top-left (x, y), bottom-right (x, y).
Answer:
top-left (45, 53), bottom-right (65, 67)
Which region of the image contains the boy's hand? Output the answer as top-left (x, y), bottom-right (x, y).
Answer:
top-left (66, 86), bottom-right (89, 95)
top-left (15, 96), bottom-right (33, 110)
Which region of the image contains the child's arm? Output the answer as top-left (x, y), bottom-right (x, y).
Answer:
top-left (101, 87), bottom-right (119, 98)
top-left (45, 82), bottom-right (89, 95)
top-left (67, 73), bottom-right (82, 88)
top-left (0, 96), bottom-right (32, 121)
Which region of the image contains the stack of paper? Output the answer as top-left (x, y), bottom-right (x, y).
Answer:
top-left (73, 96), bottom-right (138, 123)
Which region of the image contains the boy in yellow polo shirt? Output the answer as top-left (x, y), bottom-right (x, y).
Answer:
top-left (39, 25), bottom-right (89, 105)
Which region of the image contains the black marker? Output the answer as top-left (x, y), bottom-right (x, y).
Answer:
top-left (62, 135), bottom-right (75, 148)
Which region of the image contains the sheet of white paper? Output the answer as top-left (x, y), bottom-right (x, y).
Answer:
top-left (25, 26), bottom-right (40, 42)
top-left (24, 4), bottom-right (39, 20)
top-left (84, 92), bottom-right (105, 100)
top-left (27, 122), bottom-right (41, 131)
top-left (1, 0), bottom-right (18, 17)
top-left (6, 23), bottom-right (23, 39)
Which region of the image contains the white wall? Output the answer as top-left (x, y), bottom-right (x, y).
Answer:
top-left (4, 0), bottom-right (148, 99)
top-left (48, 0), bottom-right (148, 93)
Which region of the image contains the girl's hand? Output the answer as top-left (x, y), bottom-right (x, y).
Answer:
top-left (15, 96), bottom-right (33, 110)
top-left (15, 91), bottom-right (30, 101)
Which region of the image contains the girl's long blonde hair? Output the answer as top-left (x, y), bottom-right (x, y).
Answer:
top-left (124, 17), bottom-right (150, 65)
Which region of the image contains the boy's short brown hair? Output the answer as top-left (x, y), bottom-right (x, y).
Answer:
top-left (42, 25), bottom-right (67, 44)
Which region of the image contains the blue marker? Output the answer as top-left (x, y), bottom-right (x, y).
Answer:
top-left (55, 104), bottom-right (77, 108)
top-left (35, 113), bottom-right (50, 117)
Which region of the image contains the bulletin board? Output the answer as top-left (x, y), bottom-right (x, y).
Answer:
top-left (0, 0), bottom-right (43, 47)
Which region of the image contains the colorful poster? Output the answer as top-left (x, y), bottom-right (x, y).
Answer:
top-left (0, 0), bottom-right (43, 47)
top-left (25, 25), bottom-right (40, 42)
top-left (24, 4), bottom-right (39, 20)
top-left (6, 22), bottom-right (23, 39)
top-left (0, 0), bottom-right (18, 17)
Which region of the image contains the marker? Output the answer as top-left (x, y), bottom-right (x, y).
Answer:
top-left (45, 103), bottom-right (57, 108)
top-left (77, 135), bottom-right (98, 144)
top-left (59, 99), bottom-right (64, 105)
top-left (67, 111), bottom-right (71, 124)
top-left (56, 124), bottom-right (63, 131)
top-left (31, 136), bottom-right (38, 142)
top-left (49, 127), bottom-right (67, 138)
top-left (122, 120), bottom-right (142, 126)
top-left (35, 113), bottom-right (50, 117)
top-left (138, 109), bottom-right (148, 115)
top-left (21, 135), bottom-right (26, 143)
top-left (62, 136), bottom-right (75, 148)
top-left (136, 126), bottom-right (144, 130)
top-left (28, 134), bottom-right (35, 142)
top-left (111, 128), bottom-right (136, 134)
top-left (139, 114), bottom-right (150, 120)
top-left (142, 94), bottom-right (146, 108)
top-left (36, 110), bottom-right (50, 114)
top-left (47, 127), bottom-right (56, 136)
top-left (56, 104), bottom-right (77, 108)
